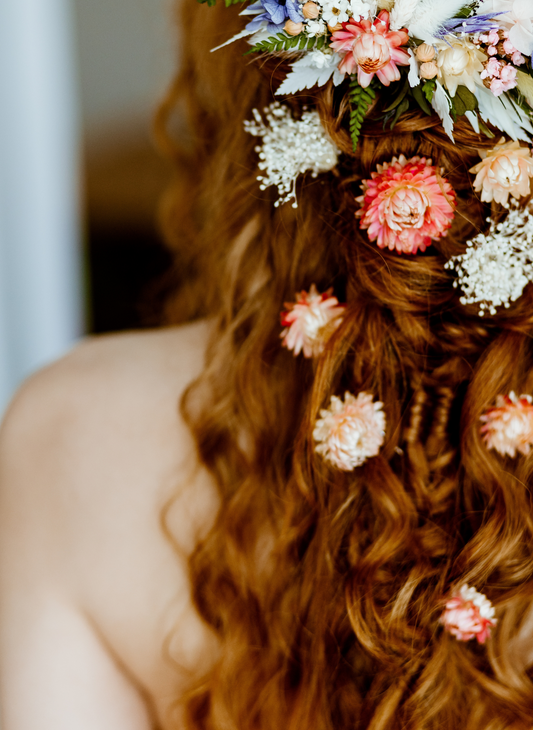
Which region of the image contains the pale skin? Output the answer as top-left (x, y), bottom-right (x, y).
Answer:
top-left (0, 321), bottom-right (220, 730)
top-left (5, 320), bottom-right (533, 730)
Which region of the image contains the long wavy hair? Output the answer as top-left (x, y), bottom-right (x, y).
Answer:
top-left (155, 1), bottom-right (533, 727)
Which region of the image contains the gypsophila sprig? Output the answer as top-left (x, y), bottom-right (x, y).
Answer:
top-left (445, 198), bottom-right (533, 315)
top-left (244, 102), bottom-right (339, 208)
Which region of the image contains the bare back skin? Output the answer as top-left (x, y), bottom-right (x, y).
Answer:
top-left (0, 321), bottom-right (220, 730)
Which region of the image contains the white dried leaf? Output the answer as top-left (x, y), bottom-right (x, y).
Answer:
top-left (407, 48), bottom-right (420, 87)
top-left (475, 85), bottom-right (533, 142)
top-left (431, 81), bottom-right (454, 141)
top-left (276, 52), bottom-right (344, 94)
top-left (389, 0), bottom-right (420, 31)
top-left (408, 0), bottom-right (468, 41)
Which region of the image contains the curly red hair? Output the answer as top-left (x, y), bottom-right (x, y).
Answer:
top-left (155, 1), bottom-right (533, 727)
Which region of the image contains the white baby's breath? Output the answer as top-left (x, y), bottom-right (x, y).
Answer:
top-left (445, 199), bottom-right (533, 315)
top-left (244, 102), bottom-right (339, 208)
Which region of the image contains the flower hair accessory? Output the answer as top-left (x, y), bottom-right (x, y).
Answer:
top-left (356, 155), bottom-right (456, 255)
top-left (313, 391), bottom-right (386, 470)
top-left (445, 198), bottom-right (533, 316)
top-left (330, 10), bottom-right (410, 85)
top-left (280, 284), bottom-right (345, 358)
top-left (244, 103), bottom-right (339, 208)
top-left (469, 139), bottom-right (533, 205)
top-left (206, 0), bottom-right (533, 150)
top-left (480, 391), bottom-right (533, 457)
top-left (440, 584), bottom-right (497, 644)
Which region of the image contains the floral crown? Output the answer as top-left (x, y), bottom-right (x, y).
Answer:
top-left (204, 0), bottom-right (533, 150)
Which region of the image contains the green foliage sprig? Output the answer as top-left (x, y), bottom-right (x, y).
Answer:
top-left (449, 85), bottom-right (477, 117)
top-left (247, 32), bottom-right (326, 54)
top-left (455, 3), bottom-right (478, 19)
top-left (349, 77), bottom-right (376, 152)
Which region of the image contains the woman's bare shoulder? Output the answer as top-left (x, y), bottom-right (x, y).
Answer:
top-left (0, 321), bottom-right (220, 729)
top-left (4, 320), bottom-right (211, 425)
top-left (1, 320), bottom-right (211, 482)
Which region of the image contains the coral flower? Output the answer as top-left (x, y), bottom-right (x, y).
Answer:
top-left (480, 391), bottom-right (533, 457)
top-left (470, 139), bottom-right (533, 205)
top-left (356, 155), bottom-right (456, 255)
top-left (280, 284), bottom-right (345, 358)
top-left (313, 391), bottom-right (386, 471)
top-left (330, 10), bottom-right (410, 87)
top-left (441, 584), bottom-right (497, 644)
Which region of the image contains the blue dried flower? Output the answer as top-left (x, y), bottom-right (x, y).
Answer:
top-left (245, 0), bottom-right (304, 34)
top-left (437, 11), bottom-right (505, 37)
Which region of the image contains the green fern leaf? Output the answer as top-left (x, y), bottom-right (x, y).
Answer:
top-left (349, 77), bottom-right (376, 152)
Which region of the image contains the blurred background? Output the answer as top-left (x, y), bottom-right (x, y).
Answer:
top-left (0, 0), bottom-right (178, 413)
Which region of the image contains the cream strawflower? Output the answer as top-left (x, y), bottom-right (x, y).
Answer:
top-left (313, 391), bottom-right (386, 471)
top-left (280, 285), bottom-right (345, 358)
top-left (470, 139), bottom-right (533, 205)
top-left (441, 584), bottom-right (497, 644)
top-left (480, 391), bottom-right (533, 457)
top-left (435, 36), bottom-right (487, 97)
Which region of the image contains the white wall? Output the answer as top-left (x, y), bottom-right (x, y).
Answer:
top-left (0, 0), bottom-right (84, 413)
top-left (74, 0), bottom-right (176, 141)
top-left (0, 0), bottom-right (176, 413)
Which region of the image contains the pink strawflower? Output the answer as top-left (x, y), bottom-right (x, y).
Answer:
top-left (330, 10), bottom-right (410, 88)
top-left (441, 584), bottom-right (497, 644)
top-left (313, 391), bottom-right (386, 471)
top-left (480, 391), bottom-right (533, 457)
top-left (280, 284), bottom-right (345, 358)
top-left (356, 155), bottom-right (456, 255)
